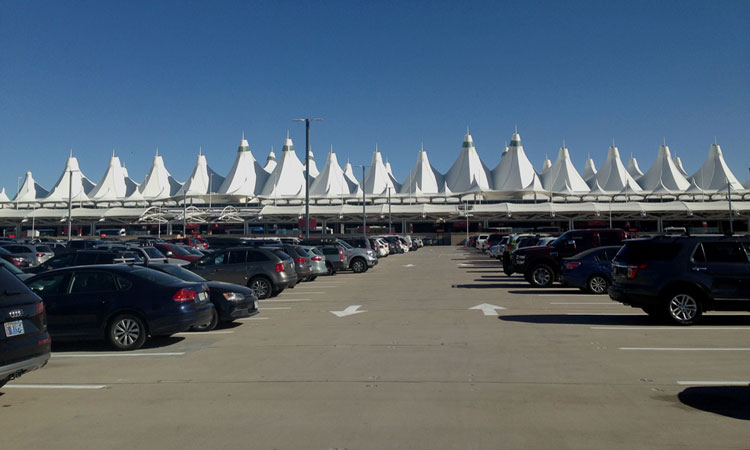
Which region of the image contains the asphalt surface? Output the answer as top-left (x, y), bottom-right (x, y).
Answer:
top-left (2, 246), bottom-right (750, 449)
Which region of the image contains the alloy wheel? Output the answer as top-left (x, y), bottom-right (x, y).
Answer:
top-left (532, 267), bottom-right (552, 287)
top-left (113, 318), bottom-right (141, 347)
top-left (589, 276), bottom-right (608, 294)
top-left (668, 294), bottom-right (699, 323)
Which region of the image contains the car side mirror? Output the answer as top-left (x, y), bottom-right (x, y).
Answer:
top-left (165, 251), bottom-right (174, 257)
top-left (566, 240), bottom-right (576, 249)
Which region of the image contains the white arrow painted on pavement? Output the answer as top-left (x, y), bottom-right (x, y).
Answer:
top-left (403, 264), bottom-right (415, 267)
top-left (469, 303), bottom-right (506, 316)
top-left (331, 305), bottom-right (367, 317)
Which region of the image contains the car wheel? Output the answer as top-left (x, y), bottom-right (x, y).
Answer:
top-left (666, 291), bottom-right (703, 325)
top-left (192, 307), bottom-right (219, 331)
top-left (249, 277), bottom-right (273, 300)
top-left (0, 377), bottom-right (8, 389)
top-left (351, 258), bottom-right (367, 273)
top-left (587, 275), bottom-right (609, 295)
top-left (309, 276), bottom-right (317, 282)
top-left (325, 263), bottom-right (336, 276)
top-left (529, 264), bottom-right (554, 288)
top-left (108, 314), bottom-right (147, 351)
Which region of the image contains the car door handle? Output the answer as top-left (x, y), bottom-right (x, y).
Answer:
top-left (692, 267), bottom-right (708, 272)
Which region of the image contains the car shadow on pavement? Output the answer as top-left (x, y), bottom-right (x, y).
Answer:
top-left (51, 336), bottom-right (186, 353)
top-left (499, 314), bottom-right (653, 325)
top-left (507, 289), bottom-right (590, 295)
top-left (678, 386), bottom-right (750, 420)
top-left (453, 283), bottom-right (530, 289)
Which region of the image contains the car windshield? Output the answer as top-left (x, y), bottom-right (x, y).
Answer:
top-left (337, 239), bottom-right (353, 249)
top-left (144, 247), bottom-right (166, 259)
top-left (168, 245), bottom-right (192, 256)
top-left (185, 247), bottom-right (204, 256)
top-left (130, 267), bottom-right (186, 285)
top-left (154, 265), bottom-right (206, 282)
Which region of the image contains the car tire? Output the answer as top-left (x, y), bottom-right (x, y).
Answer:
top-left (270, 288), bottom-right (283, 298)
top-left (665, 290), bottom-right (703, 325)
top-left (0, 377), bottom-right (8, 389)
top-left (108, 314), bottom-right (147, 351)
top-left (192, 306), bottom-right (219, 332)
top-left (351, 258), bottom-right (367, 273)
top-left (309, 276), bottom-right (317, 282)
top-left (325, 263), bottom-right (336, 276)
top-left (587, 274), bottom-right (609, 295)
top-left (249, 277), bottom-right (273, 300)
top-left (529, 264), bottom-right (554, 288)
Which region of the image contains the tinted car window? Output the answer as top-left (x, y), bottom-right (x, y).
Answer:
top-left (0, 258), bottom-right (23, 275)
top-left (47, 253), bottom-right (75, 269)
top-left (35, 245), bottom-right (53, 253)
top-left (616, 241), bottom-right (682, 263)
top-left (197, 252), bottom-right (226, 266)
top-left (701, 242), bottom-right (747, 263)
top-left (155, 265), bottom-right (206, 282)
top-left (4, 245), bottom-right (28, 253)
top-left (144, 247), bottom-right (166, 259)
top-left (129, 267), bottom-right (184, 285)
top-left (0, 267), bottom-right (34, 305)
top-left (116, 276), bottom-right (133, 291)
top-left (599, 232), bottom-right (623, 246)
top-left (227, 250), bottom-right (247, 264)
top-left (75, 253), bottom-right (100, 265)
top-left (27, 273), bottom-right (69, 295)
top-left (593, 248), bottom-right (610, 262)
top-left (247, 250), bottom-right (270, 262)
top-left (71, 271), bottom-right (117, 293)
top-left (272, 250), bottom-right (292, 260)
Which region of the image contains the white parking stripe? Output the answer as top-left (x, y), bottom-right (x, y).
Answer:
top-left (538, 294), bottom-right (597, 297)
top-left (592, 326), bottom-right (750, 331)
top-left (5, 384), bottom-right (108, 390)
top-left (53, 352), bottom-right (185, 358)
top-left (550, 302), bottom-right (616, 305)
top-left (266, 298), bottom-right (310, 302)
top-left (286, 291), bottom-right (326, 294)
top-left (677, 381), bottom-right (750, 386)
top-left (620, 347), bottom-right (750, 351)
top-left (565, 313), bottom-right (644, 316)
top-left (237, 317), bottom-right (268, 321)
top-left (175, 331), bottom-right (235, 335)
top-left (261, 307), bottom-right (291, 310)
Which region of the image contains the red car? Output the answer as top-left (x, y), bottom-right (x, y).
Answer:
top-left (154, 243), bottom-right (202, 262)
top-left (169, 237), bottom-right (207, 250)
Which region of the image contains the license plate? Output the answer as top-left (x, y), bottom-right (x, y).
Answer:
top-left (4, 320), bottom-right (24, 337)
top-left (198, 292), bottom-right (208, 301)
top-left (254, 301), bottom-right (258, 310)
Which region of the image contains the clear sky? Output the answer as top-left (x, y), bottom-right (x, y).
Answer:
top-left (1, 0), bottom-right (749, 193)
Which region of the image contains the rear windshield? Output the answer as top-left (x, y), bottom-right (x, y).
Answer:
top-left (36, 245), bottom-right (53, 253)
top-left (615, 241), bottom-right (682, 263)
top-left (154, 265), bottom-right (206, 283)
top-left (0, 267), bottom-right (37, 305)
top-left (272, 250), bottom-right (292, 260)
top-left (144, 247), bottom-right (166, 258)
top-left (130, 267), bottom-right (184, 285)
top-left (168, 245), bottom-right (192, 256)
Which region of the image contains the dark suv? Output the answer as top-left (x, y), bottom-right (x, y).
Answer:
top-left (187, 247), bottom-right (298, 299)
top-left (511, 229), bottom-right (626, 287)
top-left (0, 266), bottom-right (51, 389)
top-left (26, 250), bottom-right (143, 274)
top-left (609, 235), bottom-right (750, 325)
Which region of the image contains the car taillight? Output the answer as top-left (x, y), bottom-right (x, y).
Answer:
top-left (36, 253), bottom-right (45, 258)
top-left (38, 336), bottom-right (51, 346)
top-left (173, 288), bottom-right (197, 302)
top-left (275, 262), bottom-right (284, 272)
top-left (311, 256), bottom-right (322, 261)
top-left (339, 249), bottom-right (344, 261)
top-left (35, 302), bottom-right (45, 315)
top-left (565, 262), bottom-right (581, 270)
top-left (295, 257), bottom-right (308, 264)
top-left (626, 264), bottom-right (648, 279)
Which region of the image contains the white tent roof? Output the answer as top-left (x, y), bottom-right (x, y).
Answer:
top-left (309, 150), bottom-right (359, 198)
top-left (218, 135), bottom-right (269, 197)
top-left (175, 150), bottom-right (225, 197)
top-left (263, 149), bottom-right (277, 173)
top-left (689, 142), bottom-right (744, 191)
top-left (306, 150), bottom-right (320, 178)
top-left (638, 144), bottom-right (690, 191)
top-left (139, 150), bottom-right (182, 200)
top-left (259, 135), bottom-right (306, 198)
top-left (400, 146), bottom-right (445, 195)
top-left (44, 152), bottom-right (95, 203)
top-left (121, 166), bottom-right (140, 197)
top-left (627, 155), bottom-right (644, 179)
top-left (540, 155), bottom-right (552, 177)
top-left (0, 188), bottom-right (10, 203)
top-left (673, 155), bottom-right (688, 177)
top-left (490, 131), bottom-right (538, 191)
top-left (594, 145), bottom-right (642, 192)
top-left (582, 156), bottom-right (597, 186)
top-left (343, 160), bottom-right (360, 188)
top-left (88, 152), bottom-right (131, 201)
top-left (446, 131), bottom-right (491, 193)
top-left (541, 144), bottom-right (590, 193)
top-left (14, 171), bottom-right (49, 202)
top-left (364, 148), bottom-right (400, 195)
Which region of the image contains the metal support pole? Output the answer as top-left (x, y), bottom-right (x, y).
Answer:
top-left (305, 120), bottom-right (310, 238)
top-left (183, 190), bottom-right (187, 237)
top-left (728, 182), bottom-right (734, 234)
top-left (67, 169), bottom-right (73, 242)
top-left (388, 187), bottom-right (392, 233)
top-left (361, 165), bottom-right (367, 241)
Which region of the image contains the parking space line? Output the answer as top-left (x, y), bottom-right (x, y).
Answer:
top-left (592, 326), bottom-right (750, 331)
top-left (565, 313), bottom-right (644, 316)
top-left (261, 307), bottom-right (292, 310)
top-left (237, 317), bottom-right (269, 321)
top-left (53, 352), bottom-right (185, 358)
top-left (677, 381), bottom-right (750, 386)
top-left (620, 347), bottom-right (750, 351)
top-left (286, 291), bottom-right (326, 294)
top-left (551, 302), bottom-right (615, 305)
top-left (175, 331), bottom-right (235, 335)
top-left (4, 384), bottom-right (108, 390)
top-left (266, 299), bottom-right (310, 302)
top-left (539, 294), bottom-right (597, 297)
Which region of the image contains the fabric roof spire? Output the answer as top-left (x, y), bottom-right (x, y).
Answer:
top-left (14, 171), bottom-right (49, 202)
top-left (541, 143), bottom-right (590, 193)
top-left (490, 130), bottom-right (538, 191)
top-left (673, 154), bottom-right (688, 177)
top-left (218, 134), bottom-right (270, 196)
top-left (139, 153), bottom-right (182, 200)
top-left (638, 144), bottom-right (690, 191)
top-left (264, 147), bottom-right (277, 172)
top-left (446, 130), bottom-right (491, 193)
top-left (582, 154), bottom-right (598, 187)
top-left (259, 134), bottom-right (306, 198)
top-left (44, 152), bottom-right (95, 202)
top-left (689, 141), bottom-right (744, 191)
top-left (175, 149), bottom-right (226, 197)
top-left (593, 143), bottom-right (642, 192)
top-left (306, 149), bottom-right (320, 178)
top-left (627, 154), bottom-right (644, 179)
top-left (88, 153), bottom-right (130, 201)
top-left (364, 146), bottom-right (400, 195)
top-left (309, 149), bottom-right (358, 198)
top-left (400, 145), bottom-right (445, 195)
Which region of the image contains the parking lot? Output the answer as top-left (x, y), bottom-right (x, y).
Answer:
top-left (2, 245), bottom-right (749, 449)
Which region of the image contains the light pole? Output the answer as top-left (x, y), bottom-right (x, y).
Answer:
top-left (387, 187), bottom-right (392, 233)
top-left (293, 117), bottom-right (323, 239)
top-left (67, 169), bottom-right (73, 241)
top-left (727, 181), bottom-right (734, 234)
top-left (357, 165), bottom-right (367, 241)
top-left (209, 173), bottom-right (213, 209)
top-left (16, 176), bottom-right (21, 210)
top-left (182, 189), bottom-right (187, 237)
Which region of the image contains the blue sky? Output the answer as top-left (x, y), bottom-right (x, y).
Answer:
top-left (1, 0), bottom-right (749, 193)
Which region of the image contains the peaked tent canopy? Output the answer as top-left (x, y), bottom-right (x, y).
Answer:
top-left (364, 148), bottom-right (400, 195)
top-left (306, 150), bottom-right (320, 178)
top-left (88, 152), bottom-right (131, 202)
top-left (400, 146), bottom-right (445, 195)
top-left (263, 150), bottom-right (277, 173)
top-left (343, 160), bottom-right (361, 189)
top-left (218, 135), bottom-right (270, 197)
top-left (44, 152), bottom-right (95, 203)
top-left (490, 131), bottom-right (538, 191)
top-left (540, 156), bottom-right (552, 177)
top-left (582, 156), bottom-right (598, 187)
top-left (14, 171), bottom-right (49, 203)
top-left (689, 142), bottom-right (744, 191)
top-left (139, 150), bottom-right (182, 200)
top-left (594, 145), bottom-right (642, 192)
top-left (445, 131), bottom-right (492, 193)
top-left (0, 188), bottom-right (10, 203)
top-left (259, 135), bottom-right (306, 198)
top-left (541, 145), bottom-right (590, 193)
top-left (627, 155), bottom-right (644, 179)
top-left (673, 155), bottom-right (689, 177)
top-left (309, 150), bottom-right (358, 198)
top-left (175, 150), bottom-right (226, 197)
top-left (638, 144), bottom-right (690, 191)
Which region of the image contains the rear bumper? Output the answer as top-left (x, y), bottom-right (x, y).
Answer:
top-left (149, 304), bottom-right (215, 336)
top-left (608, 284), bottom-right (660, 307)
top-left (0, 352), bottom-right (50, 382)
top-left (559, 272), bottom-right (586, 289)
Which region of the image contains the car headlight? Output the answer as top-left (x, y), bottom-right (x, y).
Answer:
top-left (222, 292), bottom-right (246, 302)
top-left (515, 255), bottom-right (525, 263)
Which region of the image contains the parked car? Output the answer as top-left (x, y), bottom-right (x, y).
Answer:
top-left (609, 235), bottom-right (750, 325)
top-left (25, 265), bottom-right (213, 350)
top-left (26, 249), bottom-right (143, 274)
top-left (381, 236), bottom-right (404, 254)
top-left (148, 263), bottom-right (258, 331)
top-left (1, 258), bottom-right (33, 281)
top-left (502, 234), bottom-right (546, 275)
top-left (489, 236), bottom-right (510, 259)
top-left (317, 245), bottom-right (347, 275)
top-left (154, 243), bottom-right (202, 263)
top-left (301, 246), bottom-right (328, 279)
top-left (300, 238), bottom-right (377, 273)
top-left (187, 247), bottom-right (298, 299)
top-left (511, 229), bottom-right (626, 287)
top-left (94, 243), bottom-right (170, 265)
top-left (0, 266), bottom-right (51, 389)
top-left (0, 243), bottom-right (55, 267)
top-left (276, 244), bottom-right (314, 282)
top-left (560, 246), bottom-right (622, 294)
top-left (169, 237), bottom-right (204, 249)
top-left (0, 247), bottom-right (31, 268)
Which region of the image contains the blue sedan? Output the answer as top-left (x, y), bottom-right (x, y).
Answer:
top-left (559, 246), bottom-right (622, 294)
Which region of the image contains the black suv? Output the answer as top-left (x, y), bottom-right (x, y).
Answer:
top-left (609, 235), bottom-right (750, 325)
top-left (26, 250), bottom-right (143, 274)
top-left (0, 266), bottom-right (51, 389)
